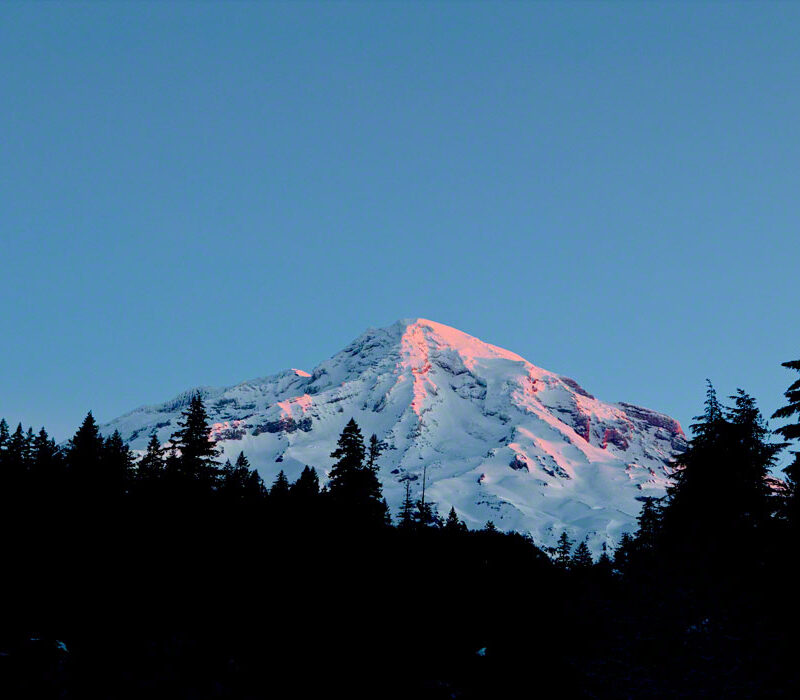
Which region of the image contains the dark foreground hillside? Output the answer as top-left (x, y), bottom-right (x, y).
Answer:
top-left (2, 377), bottom-right (800, 698)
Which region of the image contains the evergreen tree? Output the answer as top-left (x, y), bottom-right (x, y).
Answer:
top-left (397, 481), bottom-right (415, 529)
top-left (660, 383), bottom-right (780, 575)
top-left (484, 520), bottom-right (497, 533)
top-left (65, 412), bottom-right (104, 484)
top-left (291, 465), bottom-right (320, 502)
top-left (5, 423), bottom-right (29, 474)
top-left (137, 433), bottom-right (164, 482)
top-left (444, 506), bottom-right (466, 533)
top-left (595, 542), bottom-right (614, 576)
top-left (572, 540), bottom-right (593, 570)
top-left (414, 498), bottom-right (438, 528)
top-left (635, 497), bottom-right (662, 554)
top-left (103, 429), bottom-right (133, 493)
top-left (328, 418), bottom-right (387, 526)
top-left (170, 393), bottom-right (221, 488)
top-left (0, 418), bottom-right (9, 454)
top-left (270, 470), bottom-right (290, 502)
top-left (773, 358), bottom-right (800, 527)
top-left (613, 532), bottom-right (635, 571)
top-left (366, 434), bottom-right (387, 472)
top-left (555, 531), bottom-right (573, 569)
top-left (31, 427), bottom-right (60, 475)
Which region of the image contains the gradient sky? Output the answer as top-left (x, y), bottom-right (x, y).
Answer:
top-left (1, 1), bottom-right (799, 443)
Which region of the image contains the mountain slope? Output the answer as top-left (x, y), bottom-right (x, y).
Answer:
top-left (104, 319), bottom-right (685, 551)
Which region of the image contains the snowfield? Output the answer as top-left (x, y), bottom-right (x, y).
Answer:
top-left (103, 319), bottom-right (685, 552)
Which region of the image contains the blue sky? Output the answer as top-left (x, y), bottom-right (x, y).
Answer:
top-left (1, 1), bottom-right (798, 441)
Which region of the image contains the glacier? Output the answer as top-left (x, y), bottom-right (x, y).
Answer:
top-left (103, 318), bottom-right (686, 552)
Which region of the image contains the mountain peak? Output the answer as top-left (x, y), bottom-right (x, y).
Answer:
top-left (103, 320), bottom-right (685, 552)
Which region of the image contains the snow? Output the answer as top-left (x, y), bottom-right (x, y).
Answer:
top-left (103, 318), bottom-right (685, 553)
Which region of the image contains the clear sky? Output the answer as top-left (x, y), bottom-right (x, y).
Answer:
top-left (1, 1), bottom-right (799, 442)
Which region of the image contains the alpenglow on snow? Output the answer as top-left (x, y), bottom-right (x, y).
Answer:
top-left (104, 319), bottom-right (685, 551)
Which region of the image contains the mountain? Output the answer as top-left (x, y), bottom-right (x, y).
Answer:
top-left (104, 318), bottom-right (685, 551)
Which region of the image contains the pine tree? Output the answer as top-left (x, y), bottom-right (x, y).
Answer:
top-left (660, 383), bottom-right (781, 574)
top-left (613, 532), bottom-right (634, 571)
top-left (444, 506), bottom-right (466, 533)
top-left (103, 430), bottom-right (133, 493)
top-left (773, 358), bottom-right (800, 527)
top-left (137, 433), bottom-right (164, 482)
top-left (366, 434), bottom-right (387, 472)
top-left (328, 418), bottom-right (387, 526)
top-left (555, 531), bottom-right (573, 569)
top-left (31, 427), bottom-right (60, 475)
top-left (635, 497), bottom-right (662, 553)
top-left (484, 520), bottom-right (497, 533)
top-left (270, 470), bottom-right (291, 501)
top-left (414, 499), bottom-right (440, 528)
top-left (291, 465), bottom-right (320, 501)
top-left (572, 540), bottom-right (593, 570)
top-left (397, 481), bottom-right (415, 529)
top-left (65, 412), bottom-right (104, 482)
top-left (595, 542), bottom-right (614, 576)
top-left (170, 393), bottom-right (221, 488)
top-left (0, 418), bottom-right (9, 454)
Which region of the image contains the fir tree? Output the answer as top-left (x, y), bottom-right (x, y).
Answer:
top-left (444, 506), bottom-right (466, 533)
top-left (328, 418), bottom-right (387, 526)
top-left (65, 412), bottom-right (104, 484)
top-left (484, 520), bottom-right (497, 533)
top-left (103, 429), bottom-right (133, 493)
top-left (635, 497), bottom-right (662, 553)
top-left (773, 358), bottom-right (800, 527)
top-left (555, 531), bottom-right (573, 569)
top-left (660, 383), bottom-right (780, 574)
top-left (397, 481), bottom-right (415, 529)
top-left (366, 434), bottom-right (387, 472)
top-left (572, 540), bottom-right (593, 570)
top-left (31, 427), bottom-right (60, 476)
top-left (595, 542), bottom-right (614, 576)
top-left (291, 465), bottom-right (320, 501)
top-left (270, 470), bottom-right (291, 501)
top-left (137, 433), bottom-right (164, 482)
top-left (170, 393), bottom-right (221, 488)
top-left (0, 418), bottom-right (9, 454)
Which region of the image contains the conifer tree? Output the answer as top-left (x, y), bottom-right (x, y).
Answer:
top-left (103, 429), bottom-right (133, 493)
top-left (291, 465), bottom-right (320, 502)
top-left (773, 358), bottom-right (800, 527)
top-left (635, 497), bottom-right (662, 553)
top-left (397, 481), bottom-right (415, 529)
top-left (328, 418), bottom-right (387, 526)
top-left (137, 433), bottom-right (164, 482)
top-left (415, 498), bottom-right (438, 528)
top-left (0, 418), bottom-right (9, 454)
top-left (444, 506), bottom-right (466, 533)
top-left (270, 470), bottom-right (291, 501)
top-left (366, 434), bottom-right (387, 472)
top-left (484, 520), bottom-right (497, 533)
top-left (65, 412), bottom-right (106, 493)
top-left (660, 383), bottom-right (780, 573)
top-left (572, 540), bottom-right (593, 570)
top-left (613, 532), bottom-right (634, 571)
top-left (555, 531), bottom-right (573, 569)
top-left (170, 393), bottom-right (220, 488)
top-left (31, 427), bottom-right (60, 474)
top-left (595, 542), bottom-right (614, 576)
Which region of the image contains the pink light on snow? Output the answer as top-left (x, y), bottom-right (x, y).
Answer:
top-left (277, 394), bottom-right (313, 419)
top-left (292, 368), bottom-right (312, 378)
top-left (409, 318), bottom-right (527, 370)
top-left (397, 321), bottom-right (439, 417)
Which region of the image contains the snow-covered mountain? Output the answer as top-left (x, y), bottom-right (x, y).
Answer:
top-left (104, 319), bottom-right (685, 552)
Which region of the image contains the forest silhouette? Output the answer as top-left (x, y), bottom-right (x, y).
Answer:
top-left (2, 361), bottom-right (800, 698)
